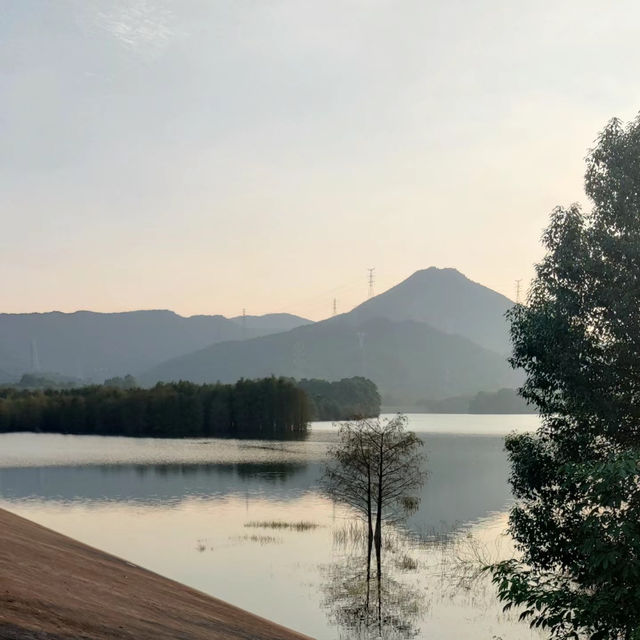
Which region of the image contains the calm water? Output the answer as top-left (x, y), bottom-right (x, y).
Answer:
top-left (0, 414), bottom-right (541, 639)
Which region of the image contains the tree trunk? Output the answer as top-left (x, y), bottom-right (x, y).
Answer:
top-left (376, 560), bottom-right (382, 636)
top-left (366, 463), bottom-right (373, 611)
top-left (373, 434), bottom-right (384, 638)
top-left (374, 433), bottom-right (384, 560)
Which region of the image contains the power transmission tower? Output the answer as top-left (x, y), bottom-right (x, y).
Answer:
top-left (368, 268), bottom-right (375, 299)
top-left (515, 279), bottom-right (522, 304)
top-left (332, 298), bottom-right (337, 316)
top-left (242, 308), bottom-right (247, 340)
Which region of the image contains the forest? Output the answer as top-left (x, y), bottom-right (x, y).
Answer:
top-left (0, 377), bottom-right (311, 439)
top-left (298, 376), bottom-right (380, 420)
top-left (0, 376), bottom-right (382, 438)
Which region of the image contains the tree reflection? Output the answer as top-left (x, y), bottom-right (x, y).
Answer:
top-left (97, 461), bottom-right (308, 482)
top-left (321, 524), bottom-right (426, 639)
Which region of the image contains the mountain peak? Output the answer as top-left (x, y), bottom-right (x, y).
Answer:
top-left (346, 268), bottom-right (513, 354)
top-left (404, 266), bottom-right (465, 282)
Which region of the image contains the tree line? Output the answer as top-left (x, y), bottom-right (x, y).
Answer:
top-left (422, 387), bottom-right (533, 414)
top-left (0, 377), bottom-right (311, 439)
top-left (298, 376), bottom-right (380, 420)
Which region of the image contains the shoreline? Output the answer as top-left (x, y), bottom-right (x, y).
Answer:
top-left (0, 508), bottom-right (312, 640)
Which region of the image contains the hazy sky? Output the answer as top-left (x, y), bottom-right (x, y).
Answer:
top-left (2, 1), bottom-right (640, 320)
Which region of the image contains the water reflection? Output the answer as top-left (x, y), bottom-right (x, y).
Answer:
top-left (0, 434), bottom-right (514, 533)
top-left (0, 462), bottom-right (314, 504)
top-left (128, 461), bottom-right (309, 483)
top-left (0, 422), bottom-right (543, 639)
top-left (323, 540), bottom-right (426, 639)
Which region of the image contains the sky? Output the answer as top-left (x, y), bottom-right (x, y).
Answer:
top-left (2, 0), bottom-right (640, 321)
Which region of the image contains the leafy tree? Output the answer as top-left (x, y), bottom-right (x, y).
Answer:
top-left (104, 374), bottom-right (138, 389)
top-left (491, 116), bottom-right (640, 639)
top-left (15, 373), bottom-right (80, 390)
top-left (298, 377), bottom-right (381, 420)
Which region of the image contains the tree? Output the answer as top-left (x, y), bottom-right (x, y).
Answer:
top-left (322, 415), bottom-right (426, 574)
top-left (104, 374), bottom-right (138, 389)
top-left (298, 377), bottom-right (381, 421)
top-left (491, 116), bottom-right (640, 639)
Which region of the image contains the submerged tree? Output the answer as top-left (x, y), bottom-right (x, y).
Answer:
top-left (491, 116), bottom-right (640, 639)
top-left (322, 415), bottom-right (426, 572)
top-left (322, 415), bottom-right (426, 637)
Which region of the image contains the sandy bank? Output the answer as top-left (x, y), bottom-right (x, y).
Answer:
top-left (0, 508), bottom-right (312, 640)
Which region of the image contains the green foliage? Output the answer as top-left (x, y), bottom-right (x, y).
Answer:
top-left (103, 374), bottom-right (138, 389)
top-left (298, 376), bottom-right (380, 420)
top-left (10, 372), bottom-right (81, 390)
top-left (0, 377), bottom-right (310, 439)
top-left (491, 116), bottom-right (640, 638)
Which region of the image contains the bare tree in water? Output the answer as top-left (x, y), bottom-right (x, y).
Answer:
top-left (322, 414), bottom-right (426, 630)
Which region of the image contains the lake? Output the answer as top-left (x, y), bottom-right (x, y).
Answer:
top-left (0, 414), bottom-right (542, 639)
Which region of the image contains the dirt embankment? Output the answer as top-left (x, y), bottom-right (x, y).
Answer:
top-left (0, 508), bottom-right (313, 640)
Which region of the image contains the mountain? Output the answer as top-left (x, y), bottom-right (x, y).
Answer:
top-left (229, 313), bottom-right (312, 332)
top-left (142, 268), bottom-right (519, 401)
top-left (3, 268), bottom-right (516, 400)
top-left (345, 267), bottom-right (513, 354)
top-left (0, 310), bottom-right (311, 382)
top-left (143, 317), bottom-right (519, 401)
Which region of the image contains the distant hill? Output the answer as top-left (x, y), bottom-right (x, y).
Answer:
top-left (0, 310), bottom-right (311, 382)
top-left (230, 313), bottom-right (312, 332)
top-left (421, 388), bottom-right (533, 414)
top-left (142, 316), bottom-right (519, 401)
top-left (344, 267), bottom-right (514, 354)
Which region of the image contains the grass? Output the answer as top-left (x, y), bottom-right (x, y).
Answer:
top-left (396, 554), bottom-right (419, 571)
top-left (332, 521), bottom-right (404, 553)
top-left (244, 520), bottom-right (320, 532)
top-left (332, 521), bottom-right (365, 547)
top-left (236, 534), bottom-right (281, 545)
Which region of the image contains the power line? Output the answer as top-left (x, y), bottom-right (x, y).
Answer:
top-left (268, 276), bottom-right (364, 319)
